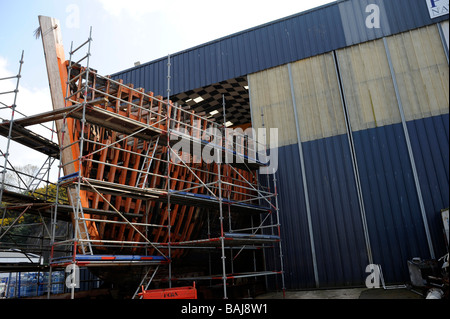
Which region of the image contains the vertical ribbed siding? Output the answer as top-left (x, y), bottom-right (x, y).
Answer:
top-left (250, 52), bottom-right (371, 288)
top-left (290, 53), bottom-right (347, 141)
top-left (338, 0), bottom-right (392, 46)
top-left (335, 25), bottom-right (449, 282)
top-left (302, 135), bottom-right (368, 286)
top-left (386, 26), bottom-right (449, 122)
top-left (290, 53), bottom-right (369, 286)
top-left (385, 25), bottom-right (450, 259)
top-left (384, 0), bottom-right (440, 34)
top-left (336, 39), bottom-right (401, 131)
top-left (441, 21), bottom-right (449, 53)
top-left (268, 117), bottom-right (448, 287)
top-left (351, 124), bottom-right (429, 282)
top-left (407, 114), bottom-right (450, 258)
top-left (251, 24), bottom-right (449, 288)
top-left (112, 2), bottom-right (348, 95)
top-left (274, 144), bottom-right (316, 289)
top-left (336, 36), bottom-right (434, 282)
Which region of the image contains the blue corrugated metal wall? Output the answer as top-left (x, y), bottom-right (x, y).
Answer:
top-left (408, 113), bottom-right (450, 257)
top-left (350, 115), bottom-right (449, 284)
top-left (303, 134), bottom-right (368, 287)
top-left (273, 114), bottom-right (449, 289)
top-left (353, 123), bottom-right (431, 283)
top-left (273, 144), bottom-right (316, 288)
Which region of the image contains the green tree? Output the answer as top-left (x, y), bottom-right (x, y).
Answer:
top-left (30, 183), bottom-right (69, 204)
top-left (1, 180), bottom-right (69, 247)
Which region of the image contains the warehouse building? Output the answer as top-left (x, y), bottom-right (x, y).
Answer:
top-left (111, 0), bottom-right (449, 289)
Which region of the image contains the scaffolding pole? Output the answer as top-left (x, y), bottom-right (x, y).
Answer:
top-left (272, 169), bottom-right (286, 298)
top-left (0, 51), bottom-right (24, 209)
top-left (166, 53), bottom-right (173, 289)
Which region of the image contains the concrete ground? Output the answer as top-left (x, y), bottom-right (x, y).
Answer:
top-left (256, 287), bottom-right (424, 299)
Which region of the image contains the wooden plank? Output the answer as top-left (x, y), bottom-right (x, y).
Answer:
top-left (0, 123), bottom-right (59, 158)
top-left (38, 15), bottom-right (99, 242)
top-left (38, 16), bottom-right (77, 174)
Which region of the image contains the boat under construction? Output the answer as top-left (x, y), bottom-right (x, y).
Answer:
top-left (0, 16), bottom-right (285, 299)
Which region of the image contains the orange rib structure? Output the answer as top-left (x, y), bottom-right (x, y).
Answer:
top-left (58, 63), bottom-right (259, 258)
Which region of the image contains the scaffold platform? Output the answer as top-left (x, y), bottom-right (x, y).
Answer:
top-left (50, 254), bottom-right (168, 268)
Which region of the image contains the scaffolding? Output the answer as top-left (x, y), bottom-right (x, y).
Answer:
top-left (0, 51), bottom-right (64, 260)
top-left (0, 53), bottom-right (79, 301)
top-left (0, 18), bottom-right (285, 299)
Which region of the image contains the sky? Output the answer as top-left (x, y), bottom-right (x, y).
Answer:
top-left (0, 0), bottom-right (335, 180)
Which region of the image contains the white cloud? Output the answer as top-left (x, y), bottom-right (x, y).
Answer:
top-left (0, 56), bottom-right (53, 137)
top-left (0, 55), bottom-right (57, 179)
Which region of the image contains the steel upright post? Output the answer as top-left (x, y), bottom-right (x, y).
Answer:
top-left (0, 51), bottom-right (24, 211)
top-left (166, 54), bottom-right (172, 288)
top-left (217, 154), bottom-right (228, 298)
top-left (272, 170), bottom-right (286, 298)
top-left (74, 27), bottom-right (93, 257)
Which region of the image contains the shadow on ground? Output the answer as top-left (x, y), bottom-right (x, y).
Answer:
top-left (256, 287), bottom-right (424, 299)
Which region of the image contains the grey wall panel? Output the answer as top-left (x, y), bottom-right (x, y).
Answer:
top-left (338, 0), bottom-right (392, 46)
top-left (441, 20), bottom-right (449, 52)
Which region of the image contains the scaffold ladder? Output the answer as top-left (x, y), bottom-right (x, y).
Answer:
top-left (27, 156), bottom-right (55, 194)
top-left (68, 189), bottom-right (93, 255)
top-left (132, 265), bottom-right (160, 299)
top-left (75, 206), bottom-right (93, 255)
top-left (0, 51), bottom-right (23, 207)
top-left (68, 28), bottom-right (94, 256)
top-left (136, 136), bottom-right (160, 188)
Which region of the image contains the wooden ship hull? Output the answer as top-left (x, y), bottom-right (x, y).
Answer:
top-left (38, 16), bottom-right (264, 260)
